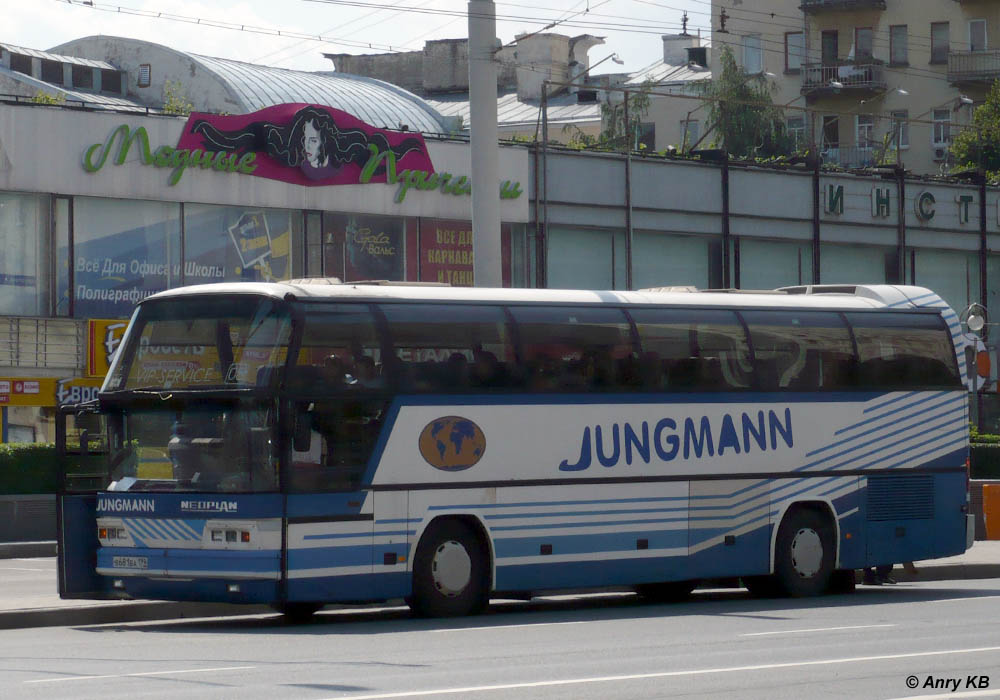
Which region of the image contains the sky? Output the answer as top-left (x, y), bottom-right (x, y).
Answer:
top-left (6, 0), bottom-right (709, 76)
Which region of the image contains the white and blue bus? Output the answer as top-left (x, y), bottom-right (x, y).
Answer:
top-left (57, 281), bottom-right (973, 618)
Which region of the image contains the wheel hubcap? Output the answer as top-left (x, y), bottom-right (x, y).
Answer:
top-left (431, 540), bottom-right (472, 597)
top-left (789, 527), bottom-right (823, 578)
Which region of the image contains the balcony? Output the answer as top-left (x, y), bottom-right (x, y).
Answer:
top-left (949, 50), bottom-right (1000, 84)
top-left (802, 61), bottom-right (887, 95)
top-left (800, 0), bottom-right (886, 12)
top-left (820, 146), bottom-right (878, 169)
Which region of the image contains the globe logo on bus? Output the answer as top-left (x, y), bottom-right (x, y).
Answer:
top-left (418, 416), bottom-right (486, 471)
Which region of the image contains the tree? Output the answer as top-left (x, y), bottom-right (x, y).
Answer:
top-left (695, 46), bottom-right (795, 159)
top-left (162, 80), bottom-right (194, 116)
top-left (562, 83), bottom-right (653, 151)
top-left (951, 80), bottom-right (1000, 179)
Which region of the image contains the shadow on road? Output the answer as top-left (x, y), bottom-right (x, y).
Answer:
top-left (70, 581), bottom-right (1000, 637)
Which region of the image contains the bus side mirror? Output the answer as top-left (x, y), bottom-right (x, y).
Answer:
top-left (293, 407), bottom-right (312, 453)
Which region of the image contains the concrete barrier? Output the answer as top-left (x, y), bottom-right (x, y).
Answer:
top-left (0, 495), bottom-right (55, 542)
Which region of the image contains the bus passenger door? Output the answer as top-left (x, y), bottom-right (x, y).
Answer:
top-left (372, 491), bottom-right (409, 600)
top-left (689, 480), bottom-right (771, 579)
top-left (56, 408), bottom-right (115, 599)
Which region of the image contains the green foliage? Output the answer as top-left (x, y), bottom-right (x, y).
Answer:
top-left (695, 46), bottom-right (795, 159)
top-left (162, 80), bottom-right (194, 116)
top-left (564, 82), bottom-right (654, 152)
top-left (31, 91), bottom-right (65, 105)
top-left (0, 443), bottom-right (59, 494)
top-left (951, 81), bottom-right (1000, 178)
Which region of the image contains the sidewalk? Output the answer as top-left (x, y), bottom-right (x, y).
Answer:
top-left (1, 540), bottom-right (997, 630)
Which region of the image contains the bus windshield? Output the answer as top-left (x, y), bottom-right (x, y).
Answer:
top-left (104, 296), bottom-right (292, 392)
top-left (106, 400), bottom-right (278, 493)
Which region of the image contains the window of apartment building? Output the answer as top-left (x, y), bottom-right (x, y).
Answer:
top-left (890, 110), bottom-right (909, 148)
top-left (933, 109), bottom-right (951, 145)
top-left (680, 119), bottom-right (700, 149)
top-left (637, 122), bottom-right (655, 150)
top-left (9, 52), bottom-right (32, 75)
top-left (931, 22), bottom-right (950, 64)
top-left (822, 31), bottom-right (839, 64)
top-left (822, 115), bottom-right (839, 149)
top-left (71, 64), bottom-right (93, 89)
top-left (890, 25), bottom-right (908, 65)
top-left (855, 28), bottom-right (874, 61)
top-left (100, 69), bottom-right (122, 94)
top-left (743, 34), bottom-right (763, 74)
top-left (786, 116), bottom-right (806, 148)
top-left (40, 59), bottom-right (62, 84)
top-left (856, 114), bottom-right (875, 149)
top-left (785, 32), bottom-right (804, 72)
top-left (970, 19), bottom-right (987, 52)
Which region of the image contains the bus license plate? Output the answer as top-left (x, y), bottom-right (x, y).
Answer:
top-left (112, 556), bottom-right (148, 570)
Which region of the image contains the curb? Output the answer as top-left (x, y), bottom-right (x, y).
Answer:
top-left (0, 602), bottom-right (273, 630)
top-left (0, 541), bottom-right (57, 559)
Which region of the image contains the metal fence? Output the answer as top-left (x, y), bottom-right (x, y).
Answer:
top-left (949, 50), bottom-right (1000, 84)
top-left (0, 318), bottom-right (85, 370)
top-left (802, 62), bottom-right (886, 91)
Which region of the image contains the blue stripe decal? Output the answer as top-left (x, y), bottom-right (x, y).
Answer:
top-left (494, 530), bottom-right (688, 558)
top-left (860, 390), bottom-right (926, 416)
top-left (813, 394), bottom-right (962, 455)
top-left (490, 518), bottom-right (686, 533)
top-left (484, 506), bottom-right (689, 520)
top-left (287, 545), bottom-right (373, 568)
top-left (302, 530), bottom-right (413, 541)
top-left (429, 496), bottom-right (690, 511)
top-left (797, 405), bottom-right (966, 471)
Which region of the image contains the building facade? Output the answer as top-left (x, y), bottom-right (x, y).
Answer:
top-left (2, 35), bottom-right (1000, 443)
top-left (712, 0), bottom-right (998, 175)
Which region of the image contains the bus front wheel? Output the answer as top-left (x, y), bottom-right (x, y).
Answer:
top-left (773, 507), bottom-right (835, 597)
top-left (410, 519), bottom-right (489, 617)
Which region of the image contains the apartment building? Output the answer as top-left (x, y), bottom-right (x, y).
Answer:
top-left (713, 0), bottom-right (997, 175)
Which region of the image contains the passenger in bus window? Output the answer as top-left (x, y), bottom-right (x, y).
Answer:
top-left (323, 354), bottom-right (357, 388)
top-left (471, 350), bottom-right (505, 389)
top-left (355, 355), bottom-right (385, 389)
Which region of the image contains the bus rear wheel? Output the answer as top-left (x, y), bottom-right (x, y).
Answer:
top-left (410, 519), bottom-right (489, 617)
top-left (773, 507), bottom-right (835, 597)
top-left (636, 580), bottom-right (698, 602)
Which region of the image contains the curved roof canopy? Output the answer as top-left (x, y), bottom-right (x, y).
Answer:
top-left (189, 54), bottom-right (450, 134)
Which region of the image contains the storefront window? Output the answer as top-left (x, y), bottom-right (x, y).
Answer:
top-left (911, 248), bottom-right (980, 316)
top-left (739, 239), bottom-right (813, 290)
top-left (547, 227), bottom-right (615, 290)
top-left (0, 193), bottom-right (51, 316)
top-left (184, 204), bottom-right (298, 284)
top-left (820, 242), bottom-right (894, 286)
top-left (73, 197), bottom-right (181, 318)
top-left (323, 213), bottom-right (406, 282)
top-left (633, 231), bottom-right (711, 290)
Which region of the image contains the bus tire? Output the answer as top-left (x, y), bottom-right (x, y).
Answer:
top-left (773, 507), bottom-right (835, 597)
top-left (742, 575), bottom-right (781, 598)
top-left (828, 568), bottom-right (857, 594)
top-left (636, 580), bottom-right (698, 602)
top-left (275, 602), bottom-right (323, 623)
top-left (410, 519), bottom-right (489, 617)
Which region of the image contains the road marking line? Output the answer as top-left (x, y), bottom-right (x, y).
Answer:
top-left (888, 691), bottom-right (1000, 700)
top-left (930, 595), bottom-right (1000, 604)
top-left (432, 621), bottom-right (588, 633)
top-left (320, 646), bottom-right (1000, 700)
top-left (25, 665), bottom-right (255, 684)
top-left (740, 624), bottom-right (895, 637)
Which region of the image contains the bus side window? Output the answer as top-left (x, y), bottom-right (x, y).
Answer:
top-left (632, 308), bottom-right (752, 392)
top-left (846, 312), bottom-right (961, 390)
top-left (741, 310), bottom-right (854, 392)
top-left (510, 305), bottom-right (635, 394)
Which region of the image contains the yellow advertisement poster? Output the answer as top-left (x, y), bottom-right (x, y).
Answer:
top-left (87, 319), bottom-right (129, 378)
top-left (0, 377), bottom-right (103, 406)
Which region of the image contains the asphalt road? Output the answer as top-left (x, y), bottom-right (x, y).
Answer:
top-left (2, 579), bottom-right (1000, 700)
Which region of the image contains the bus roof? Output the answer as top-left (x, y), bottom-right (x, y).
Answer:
top-left (144, 281), bottom-right (946, 312)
